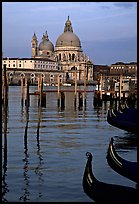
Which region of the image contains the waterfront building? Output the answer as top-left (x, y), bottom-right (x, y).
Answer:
top-left (2, 57), bottom-right (64, 85)
top-left (93, 62), bottom-right (137, 93)
top-left (2, 16), bottom-right (93, 85)
top-left (2, 17), bottom-right (137, 88)
top-left (110, 62), bottom-right (137, 77)
top-left (93, 64), bottom-right (110, 81)
top-left (31, 16), bottom-right (93, 82)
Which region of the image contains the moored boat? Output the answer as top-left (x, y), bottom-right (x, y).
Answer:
top-left (107, 107), bottom-right (137, 133)
top-left (106, 137), bottom-right (137, 183)
top-left (82, 152), bottom-right (137, 203)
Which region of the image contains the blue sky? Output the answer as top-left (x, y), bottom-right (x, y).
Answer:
top-left (2, 2), bottom-right (137, 65)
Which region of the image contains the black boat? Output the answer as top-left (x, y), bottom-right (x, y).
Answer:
top-left (106, 137), bottom-right (137, 183)
top-left (82, 152), bottom-right (137, 203)
top-left (107, 107), bottom-right (137, 133)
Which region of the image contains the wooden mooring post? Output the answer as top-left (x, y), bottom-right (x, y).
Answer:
top-left (38, 75), bottom-right (46, 107)
top-left (2, 73), bottom-right (4, 104)
top-left (78, 92), bottom-right (83, 110)
top-left (60, 91), bottom-right (65, 110)
top-left (3, 64), bottom-right (8, 106)
top-left (57, 75), bottom-right (60, 108)
top-left (84, 69), bottom-right (87, 108)
top-left (25, 78), bottom-right (30, 107)
top-left (119, 74), bottom-right (122, 100)
top-left (21, 77), bottom-right (24, 106)
top-left (93, 75), bottom-right (102, 106)
top-left (74, 71), bottom-right (77, 109)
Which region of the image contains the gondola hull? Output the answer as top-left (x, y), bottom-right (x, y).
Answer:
top-left (106, 137), bottom-right (137, 183)
top-left (107, 108), bottom-right (137, 133)
top-left (83, 152), bottom-right (137, 203)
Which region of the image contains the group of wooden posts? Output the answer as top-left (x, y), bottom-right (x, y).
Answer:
top-left (2, 64), bottom-right (87, 110)
top-left (2, 64), bottom-right (137, 110)
top-left (20, 72), bottom-right (87, 110)
top-left (93, 74), bottom-right (137, 107)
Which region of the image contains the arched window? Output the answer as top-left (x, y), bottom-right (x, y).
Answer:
top-left (20, 72), bottom-right (25, 78)
top-left (59, 53), bottom-right (61, 60)
top-left (41, 73), bottom-right (45, 78)
top-left (30, 73), bottom-right (35, 78)
top-left (9, 72), bottom-right (13, 77)
top-left (63, 54), bottom-right (66, 61)
top-left (72, 53), bottom-right (75, 61)
top-left (69, 53), bottom-right (71, 60)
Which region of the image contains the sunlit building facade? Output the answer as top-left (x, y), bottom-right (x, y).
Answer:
top-left (31, 16), bottom-right (93, 82)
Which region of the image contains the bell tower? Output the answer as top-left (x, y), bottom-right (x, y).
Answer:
top-left (64, 16), bottom-right (73, 32)
top-left (31, 33), bottom-right (38, 57)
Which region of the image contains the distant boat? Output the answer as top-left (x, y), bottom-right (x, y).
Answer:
top-left (107, 107), bottom-right (137, 133)
top-left (43, 83), bottom-right (58, 86)
top-left (62, 83), bottom-right (71, 87)
top-left (106, 137), bottom-right (137, 183)
top-left (82, 152), bottom-right (137, 203)
top-left (43, 83), bottom-right (50, 86)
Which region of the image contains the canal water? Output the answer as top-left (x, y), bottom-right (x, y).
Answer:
top-left (2, 86), bottom-right (137, 202)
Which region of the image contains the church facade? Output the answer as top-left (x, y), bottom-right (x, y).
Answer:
top-left (31, 16), bottom-right (93, 82)
top-left (2, 17), bottom-right (94, 85)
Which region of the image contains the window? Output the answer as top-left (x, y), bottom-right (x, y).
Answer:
top-left (9, 72), bottom-right (13, 77)
top-left (13, 64), bottom-right (15, 67)
top-left (72, 54), bottom-right (75, 60)
top-left (59, 53), bottom-right (61, 60)
top-left (19, 64), bottom-right (21, 67)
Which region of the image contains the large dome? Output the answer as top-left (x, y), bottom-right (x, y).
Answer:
top-left (55, 16), bottom-right (81, 48)
top-left (39, 31), bottom-right (54, 52)
top-left (56, 32), bottom-right (81, 47)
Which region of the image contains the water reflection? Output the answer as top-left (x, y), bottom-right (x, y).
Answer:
top-left (114, 133), bottom-right (137, 150)
top-left (19, 106), bottom-right (30, 201)
top-left (20, 105), bottom-right (44, 201)
top-left (35, 106), bottom-right (44, 197)
top-left (2, 86), bottom-right (137, 202)
top-left (2, 104), bottom-right (9, 202)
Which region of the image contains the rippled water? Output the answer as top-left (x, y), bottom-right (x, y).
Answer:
top-left (2, 86), bottom-right (137, 202)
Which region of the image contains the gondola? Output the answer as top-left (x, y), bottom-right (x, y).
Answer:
top-left (106, 137), bottom-right (137, 183)
top-left (107, 107), bottom-right (137, 133)
top-left (82, 152), bottom-right (137, 203)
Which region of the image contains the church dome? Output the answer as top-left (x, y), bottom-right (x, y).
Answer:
top-left (55, 16), bottom-right (81, 48)
top-left (39, 31), bottom-right (54, 51)
top-left (56, 32), bottom-right (81, 47)
top-left (39, 40), bottom-right (54, 51)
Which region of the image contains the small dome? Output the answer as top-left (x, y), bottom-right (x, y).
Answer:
top-left (39, 31), bottom-right (54, 52)
top-left (39, 40), bottom-right (54, 51)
